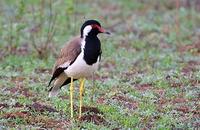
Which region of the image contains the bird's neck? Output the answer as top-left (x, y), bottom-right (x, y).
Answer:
top-left (82, 35), bottom-right (101, 65)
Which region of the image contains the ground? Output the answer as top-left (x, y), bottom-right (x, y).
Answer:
top-left (0, 0), bottom-right (200, 129)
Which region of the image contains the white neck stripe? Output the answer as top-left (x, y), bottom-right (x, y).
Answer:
top-left (83, 25), bottom-right (92, 37)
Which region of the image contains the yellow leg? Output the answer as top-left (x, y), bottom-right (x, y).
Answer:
top-left (70, 77), bottom-right (74, 118)
top-left (79, 78), bottom-right (85, 118)
top-left (91, 72), bottom-right (95, 103)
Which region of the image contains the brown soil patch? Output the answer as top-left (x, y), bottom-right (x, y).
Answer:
top-left (181, 65), bottom-right (197, 74)
top-left (5, 87), bottom-right (18, 94)
top-left (112, 128), bottom-right (121, 130)
top-left (112, 95), bottom-right (138, 110)
top-left (0, 42), bottom-right (31, 61)
top-left (75, 106), bottom-right (106, 125)
top-left (176, 106), bottom-right (190, 113)
top-left (26, 102), bottom-right (57, 113)
top-left (3, 111), bottom-right (31, 119)
top-left (190, 79), bottom-right (200, 86)
top-left (172, 97), bottom-right (187, 104)
top-left (170, 82), bottom-right (182, 88)
top-left (27, 117), bottom-right (70, 129)
top-left (13, 102), bottom-right (24, 108)
top-left (15, 43), bottom-right (30, 56)
top-left (178, 43), bottom-right (200, 55)
top-left (5, 78), bottom-right (34, 97)
top-left (0, 43), bottom-right (30, 61)
top-left (81, 106), bottom-right (103, 114)
top-left (153, 89), bottom-right (165, 96)
top-left (181, 60), bottom-right (200, 75)
top-left (1, 102), bottom-right (25, 110)
top-left (74, 106), bottom-right (102, 115)
top-left (79, 114), bottom-right (107, 125)
top-left (156, 97), bottom-right (168, 105)
top-left (3, 111), bottom-right (70, 129)
top-left (97, 97), bottom-right (106, 104)
top-left (11, 76), bottom-right (26, 83)
top-left (0, 103), bottom-right (9, 110)
top-left (187, 60), bottom-right (200, 66)
top-left (135, 83), bottom-right (152, 91)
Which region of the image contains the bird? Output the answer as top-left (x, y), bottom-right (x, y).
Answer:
top-left (47, 19), bottom-right (110, 118)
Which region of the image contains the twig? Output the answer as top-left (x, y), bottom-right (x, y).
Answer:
top-left (175, 0), bottom-right (180, 42)
top-left (44, 0), bottom-right (57, 49)
top-left (30, 4), bottom-right (42, 55)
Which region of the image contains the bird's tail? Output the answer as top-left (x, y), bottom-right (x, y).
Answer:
top-left (48, 73), bottom-right (67, 97)
top-left (48, 86), bottom-right (60, 97)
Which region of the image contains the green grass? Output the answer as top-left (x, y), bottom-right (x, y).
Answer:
top-left (0, 0), bottom-right (200, 129)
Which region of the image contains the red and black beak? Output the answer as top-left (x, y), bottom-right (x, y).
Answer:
top-left (98, 26), bottom-right (111, 34)
top-left (92, 24), bottom-right (111, 35)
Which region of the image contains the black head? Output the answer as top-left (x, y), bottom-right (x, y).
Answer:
top-left (80, 19), bottom-right (110, 38)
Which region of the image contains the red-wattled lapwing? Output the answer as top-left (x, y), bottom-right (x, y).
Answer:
top-left (48, 20), bottom-right (110, 118)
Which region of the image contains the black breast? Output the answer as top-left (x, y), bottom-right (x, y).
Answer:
top-left (83, 36), bottom-right (101, 65)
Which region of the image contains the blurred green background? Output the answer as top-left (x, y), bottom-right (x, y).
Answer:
top-left (0, 0), bottom-right (199, 129)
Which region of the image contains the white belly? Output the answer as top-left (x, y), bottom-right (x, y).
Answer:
top-left (64, 53), bottom-right (99, 79)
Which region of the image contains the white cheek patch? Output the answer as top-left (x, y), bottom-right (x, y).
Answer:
top-left (83, 25), bottom-right (92, 37)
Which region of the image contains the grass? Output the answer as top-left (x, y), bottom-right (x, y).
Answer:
top-left (0, 0), bottom-right (200, 129)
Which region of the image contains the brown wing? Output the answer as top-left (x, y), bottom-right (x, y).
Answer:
top-left (48, 36), bottom-right (82, 87)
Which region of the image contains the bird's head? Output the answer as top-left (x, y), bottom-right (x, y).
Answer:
top-left (80, 19), bottom-right (110, 38)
